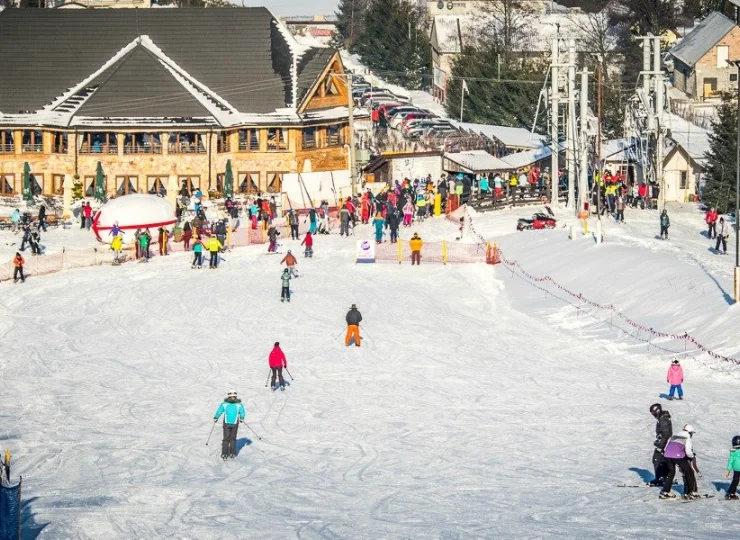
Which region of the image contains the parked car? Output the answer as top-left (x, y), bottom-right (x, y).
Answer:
top-left (405, 119), bottom-right (454, 138)
top-left (360, 92), bottom-right (397, 106)
top-left (384, 105), bottom-right (420, 117)
top-left (397, 112), bottom-right (435, 129)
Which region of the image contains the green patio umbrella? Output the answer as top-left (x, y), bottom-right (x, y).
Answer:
top-left (22, 162), bottom-right (32, 201)
top-left (224, 159), bottom-right (234, 199)
top-left (94, 161), bottom-right (105, 201)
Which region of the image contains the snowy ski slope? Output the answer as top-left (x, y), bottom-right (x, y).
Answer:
top-left (2, 204), bottom-right (740, 539)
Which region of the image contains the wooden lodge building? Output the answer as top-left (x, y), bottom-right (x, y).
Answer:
top-left (0, 8), bottom-right (352, 199)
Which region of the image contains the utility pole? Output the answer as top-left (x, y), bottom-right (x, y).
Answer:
top-left (550, 38), bottom-right (560, 205)
top-left (566, 39), bottom-right (577, 211)
top-left (578, 68), bottom-right (590, 213)
top-left (346, 73), bottom-right (357, 196)
top-left (642, 37), bottom-right (653, 131)
top-left (653, 35), bottom-right (665, 211)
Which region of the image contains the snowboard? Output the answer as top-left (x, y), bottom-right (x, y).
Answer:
top-left (681, 494), bottom-right (715, 503)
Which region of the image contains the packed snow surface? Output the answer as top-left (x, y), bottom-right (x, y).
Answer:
top-left (3, 202), bottom-right (740, 538)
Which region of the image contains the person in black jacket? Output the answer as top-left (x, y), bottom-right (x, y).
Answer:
top-left (345, 304), bottom-right (362, 347)
top-left (387, 207), bottom-right (400, 243)
top-left (37, 204), bottom-right (47, 232)
top-left (649, 403), bottom-right (673, 486)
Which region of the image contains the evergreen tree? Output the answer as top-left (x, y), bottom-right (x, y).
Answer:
top-left (702, 102), bottom-right (738, 213)
top-left (335, 0), bottom-right (368, 51)
top-left (354, 0), bottom-right (430, 90)
top-left (445, 43), bottom-right (545, 130)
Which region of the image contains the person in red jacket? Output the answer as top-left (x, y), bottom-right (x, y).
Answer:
top-left (705, 207), bottom-right (719, 239)
top-left (269, 342), bottom-right (287, 391)
top-left (301, 231), bottom-right (313, 258)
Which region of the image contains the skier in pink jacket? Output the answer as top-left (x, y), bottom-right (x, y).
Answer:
top-left (403, 200), bottom-right (414, 227)
top-left (666, 359), bottom-right (684, 400)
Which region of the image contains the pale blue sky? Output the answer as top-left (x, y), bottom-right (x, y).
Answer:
top-left (240, 0), bottom-right (339, 16)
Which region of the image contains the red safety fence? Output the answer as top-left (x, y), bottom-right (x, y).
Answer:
top-left (498, 251), bottom-right (740, 365)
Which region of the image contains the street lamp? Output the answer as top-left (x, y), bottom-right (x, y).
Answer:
top-left (732, 60), bottom-right (740, 303)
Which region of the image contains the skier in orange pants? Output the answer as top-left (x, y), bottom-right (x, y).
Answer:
top-left (345, 304), bottom-right (362, 346)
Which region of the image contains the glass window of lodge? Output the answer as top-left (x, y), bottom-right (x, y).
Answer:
top-left (267, 128), bottom-right (288, 151)
top-left (302, 127), bottom-right (316, 149)
top-left (52, 132), bottom-right (68, 154)
top-left (84, 175), bottom-right (106, 197)
top-left (1, 174), bottom-right (14, 195)
top-left (266, 172), bottom-right (283, 193)
top-left (30, 173), bottom-right (43, 196)
top-left (0, 131), bottom-right (14, 153)
top-left (147, 176), bottom-right (168, 195)
top-left (168, 133), bottom-right (205, 154)
top-left (80, 132), bottom-right (118, 154)
top-left (238, 129), bottom-right (260, 151)
top-left (22, 130), bottom-right (42, 152)
top-left (326, 125), bottom-right (343, 147)
top-left (217, 132), bottom-right (230, 153)
top-left (116, 176), bottom-right (139, 196)
top-left (124, 133), bottom-right (162, 154)
top-left (52, 174), bottom-right (64, 195)
top-left (238, 172), bottom-right (259, 194)
top-left (178, 176), bottom-right (201, 194)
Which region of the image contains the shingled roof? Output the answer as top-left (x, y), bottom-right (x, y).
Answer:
top-left (0, 8), bottom-right (340, 124)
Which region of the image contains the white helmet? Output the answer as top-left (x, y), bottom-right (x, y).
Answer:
top-left (683, 424), bottom-right (696, 435)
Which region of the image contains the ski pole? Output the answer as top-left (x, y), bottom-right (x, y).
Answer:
top-left (284, 367), bottom-right (294, 380)
top-left (206, 421), bottom-right (216, 446)
top-left (265, 369), bottom-right (271, 387)
top-left (241, 421), bottom-right (263, 441)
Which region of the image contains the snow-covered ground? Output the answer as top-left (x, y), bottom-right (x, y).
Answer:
top-left (3, 203), bottom-right (740, 538)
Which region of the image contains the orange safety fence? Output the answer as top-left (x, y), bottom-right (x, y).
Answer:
top-left (374, 240), bottom-right (501, 265)
top-left (0, 215), bottom-right (340, 283)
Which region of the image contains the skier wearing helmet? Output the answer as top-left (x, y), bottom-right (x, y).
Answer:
top-left (648, 403), bottom-right (672, 487)
top-left (724, 435), bottom-right (740, 499)
top-left (660, 424), bottom-right (698, 499)
top-left (213, 391), bottom-right (246, 460)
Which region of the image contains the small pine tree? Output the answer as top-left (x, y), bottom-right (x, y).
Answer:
top-left (335, 0), bottom-right (368, 51)
top-left (72, 175), bottom-right (83, 200)
top-left (702, 102), bottom-right (737, 213)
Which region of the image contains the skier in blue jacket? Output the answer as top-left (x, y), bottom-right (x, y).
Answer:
top-left (213, 391), bottom-right (246, 460)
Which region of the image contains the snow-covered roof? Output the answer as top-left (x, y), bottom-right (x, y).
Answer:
top-left (444, 150), bottom-right (512, 172)
top-left (452, 121), bottom-right (546, 149)
top-left (501, 146), bottom-right (553, 169)
top-left (601, 138), bottom-right (640, 162)
top-left (664, 113), bottom-right (710, 164)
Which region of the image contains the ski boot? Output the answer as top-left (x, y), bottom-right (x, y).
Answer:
top-left (725, 494), bottom-right (739, 500)
top-left (659, 492), bottom-right (677, 500)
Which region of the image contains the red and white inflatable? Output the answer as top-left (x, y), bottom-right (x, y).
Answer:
top-left (91, 194), bottom-right (176, 244)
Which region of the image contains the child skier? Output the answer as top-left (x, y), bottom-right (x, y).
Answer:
top-left (267, 225), bottom-right (280, 253)
top-left (648, 403), bottom-right (672, 487)
top-left (13, 252), bottom-right (25, 283)
top-left (666, 359), bottom-right (684, 400)
top-left (402, 199), bottom-right (414, 227)
top-left (724, 436), bottom-right (740, 500)
top-left (659, 210), bottom-right (670, 240)
top-left (192, 236), bottom-right (204, 268)
top-left (139, 229), bottom-right (151, 262)
top-left (281, 250), bottom-right (298, 277)
top-left (268, 341), bottom-right (288, 391)
top-left (111, 233), bottom-right (123, 264)
top-left (205, 236), bottom-right (223, 268)
top-left (660, 424), bottom-right (698, 499)
top-left (288, 210), bottom-right (299, 240)
top-left (301, 231), bottom-right (313, 258)
top-left (280, 268), bottom-right (292, 302)
top-left (213, 391), bottom-right (246, 460)
top-left (716, 217), bottom-right (730, 254)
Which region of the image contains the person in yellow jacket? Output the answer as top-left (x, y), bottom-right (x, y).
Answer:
top-left (205, 236), bottom-right (223, 269)
top-left (409, 232), bottom-right (423, 265)
top-left (110, 233), bottom-right (123, 264)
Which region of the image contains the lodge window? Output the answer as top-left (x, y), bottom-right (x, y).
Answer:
top-left (30, 173), bottom-right (43, 196)
top-left (0, 174), bottom-right (14, 195)
top-left (22, 130), bottom-right (42, 153)
top-left (680, 171), bottom-right (688, 190)
top-left (178, 176), bottom-right (201, 194)
top-left (266, 172), bottom-right (283, 193)
top-left (146, 176), bottom-right (168, 196)
top-left (116, 176), bottom-right (139, 196)
top-left (168, 132), bottom-right (205, 154)
top-left (52, 174), bottom-right (64, 195)
top-left (217, 132), bottom-right (230, 153)
top-left (0, 131), bottom-right (14, 153)
top-left (302, 127), bottom-right (317, 149)
top-left (80, 132), bottom-right (118, 154)
top-left (323, 75), bottom-right (340, 96)
top-left (326, 124), bottom-right (344, 147)
top-left (238, 129), bottom-right (260, 151)
top-left (124, 133), bottom-right (162, 154)
top-left (238, 172), bottom-right (259, 194)
top-left (267, 128), bottom-right (288, 151)
top-left (52, 132), bottom-right (68, 154)
top-left (84, 175), bottom-right (107, 197)
top-left (213, 174), bottom-right (224, 194)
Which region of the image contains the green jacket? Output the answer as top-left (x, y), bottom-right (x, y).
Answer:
top-left (139, 234), bottom-right (150, 248)
top-left (728, 449), bottom-right (740, 472)
top-left (660, 214), bottom-right (670, 228)
top-left (281, 272), bottom-right (291, 287)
